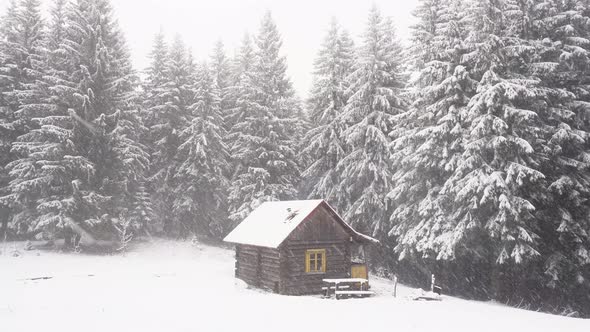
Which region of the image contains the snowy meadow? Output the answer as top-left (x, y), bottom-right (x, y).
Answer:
top-left (1, 240), bottom-right (589, 332)
top-left (1, 0), bottom-right (590, 319)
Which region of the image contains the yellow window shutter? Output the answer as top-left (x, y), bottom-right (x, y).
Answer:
top-left (305, 250), bottom-right (310, 273)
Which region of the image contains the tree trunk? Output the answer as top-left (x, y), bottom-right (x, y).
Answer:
top-left (0, 219), bottom-right (7, 241)
top-left (64, 229), bottom-right (72, 247)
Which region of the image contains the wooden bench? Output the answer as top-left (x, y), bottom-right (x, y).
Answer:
top-left (322, 278), bottom-right (372, 299)
top-left (335, 290), bottom-right (375, 299)
top-left (321, 285), bottom-right (350, 290)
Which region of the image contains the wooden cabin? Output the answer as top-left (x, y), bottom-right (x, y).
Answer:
top-left (223, 199), bottom-right (378, 295)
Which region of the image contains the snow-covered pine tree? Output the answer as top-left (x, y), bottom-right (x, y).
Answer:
top-left (405, 0), bottom-right (443, 71)
top-left (0, 0), bottom-right (46, 239)
top-left (1, 0), bottom-right (46, 142)
top-left (0, 0), bottom-right (45, 117)
top-left (9, 0), bottom-right (45, 97)
top-left (335, 6), bottom-right (405, 236)
top-left (389, 0), bottom-right (474, 261)
top-left (226, 33), bottom-right (254, 132)
top-left (1, 0), bottom-right (93, 244)
top-left (142, 29), bottom-right (168, 130)
top-left (210, 40), bottom-right (232, 127)
top-left (66, 0), bottom-right (151, 243)
top-left (2, 0), bottom-right (149, 246)
top-left (300, 18), bottom-right (355, 211)
top-left (530, 0), bottom-right (590, 313)
top-left (186, 48), bottom-right (197, 81)
top-left (0, 0), bottom-right (21, 237)
top-left (228, 12), bottom-right (301, 223)
top-left (231, 33), bottom-right (255, 84)
top-left (173, 62), bottom-right (230, 237)
top-left (107, 41), bottom-right (151, 240)
top-left (141, 29), bottom-right (168, 234)
top-left (147, 34), bottom-right (193, 237)
top-left (224, 33), bottom-right (255, 187)
top-left (421, 1), bottom-right (558, 301)
top-left (140, 30), bottom-right (169, 234)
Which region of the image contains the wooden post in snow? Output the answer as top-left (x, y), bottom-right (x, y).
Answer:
top-left (393, 275), bottom-right (398, 298)
top-left (431, 274), bottom-right (435, 293)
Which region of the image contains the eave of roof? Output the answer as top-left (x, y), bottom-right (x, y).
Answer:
top-left (318, 201), bottom-right (380, 245)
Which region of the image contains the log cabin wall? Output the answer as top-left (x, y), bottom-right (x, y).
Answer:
top-left (279, 204), bottom-right (353, 295)
top-left (235, 244), bottom-right (281, 292)
top-left (280, 240), bottom-right (351, 295)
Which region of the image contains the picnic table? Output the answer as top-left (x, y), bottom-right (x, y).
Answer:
top-left (322, 278), bottom-right (375, 299)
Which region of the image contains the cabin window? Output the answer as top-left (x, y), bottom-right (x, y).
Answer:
top-left (305, 249), bottom-right (326, 273)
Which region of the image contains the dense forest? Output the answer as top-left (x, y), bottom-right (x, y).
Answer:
top-left (0, 0), bottom-right (589, 317)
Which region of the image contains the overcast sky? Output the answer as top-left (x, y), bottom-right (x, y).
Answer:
top-left (0, 0), bottom-right (419, 96)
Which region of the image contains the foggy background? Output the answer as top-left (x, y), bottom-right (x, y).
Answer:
top-left (0, 0), bottom-right (419, 95)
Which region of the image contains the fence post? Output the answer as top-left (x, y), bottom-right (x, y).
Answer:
top-left (431, 274), bottom-right (435, 293)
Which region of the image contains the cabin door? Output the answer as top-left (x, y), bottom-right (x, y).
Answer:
top-left (351, 263), bottom-right (368, 279)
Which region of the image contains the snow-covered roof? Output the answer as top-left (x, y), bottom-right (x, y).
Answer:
top-left (223, 199), bottom-right (378, 248)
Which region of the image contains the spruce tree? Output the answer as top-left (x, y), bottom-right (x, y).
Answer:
top-left (173, 62), bottom-right (230, 237)
top-left (0, 0), bottom-right (20, 236)
top-left (389, 0), bottom-right (474, 260)
top-left (226, 33), bottom-right (254, 131)
top-left (142, 29), bottom-right (168, 131)
top-left (231, 33), bottom-right (255, 86)
top-left (228, 12), bottom-right (301, 223)
top-left (147, 35), bottom-right (193, 237)
top-left (398, 0), bottom-right (563, 303)
top-left (0, 0), bottom-right (45, 238)
top-left (3, 0), bottom-right (45, 130)
top-left (210, 40), bottom-right (232, 126)
top-left (68, 0), bottom-right (149, 242)
top-left (531, 0), bottom-right (590, 312)
top-left (335, 6), bottom-right (405, 236)
top-left (406, 0), bottom-right (443, 71)
top-left (1, 0), bottom-right (149, 245)
top-left (437, 0), bottom-right (552, 267)
top-left (141, 30), bottom-right (168, 234)
top-left (0, 0), bottom-right (19, 238)
top-left (300, 18), bottom-right (355, 211)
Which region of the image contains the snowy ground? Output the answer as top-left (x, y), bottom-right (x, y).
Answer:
top-left (1, 240), bottom-right (588, 332)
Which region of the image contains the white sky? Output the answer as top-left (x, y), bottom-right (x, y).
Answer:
top-left (0, 0), bottom-right (419, 97)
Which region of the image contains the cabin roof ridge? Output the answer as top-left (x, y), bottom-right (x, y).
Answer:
top-left (223, 199), bottom-right (378, 248)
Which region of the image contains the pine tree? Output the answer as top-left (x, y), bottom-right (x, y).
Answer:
top-left (142, 29), bottom-right (168, 131)
top-left (141, 30), bottom-right (168, 234)
top-left (0, 0), bottom-right (45, 239)
top-left (389, 0), bottom-right (475, 260)
top-left (398, 1), bottom-right (563, 303)
top-left (210, 40), bottom-right (232, 126)
top-left (335, 6), bottom-right (405, 236)
top-left (300, 18), bottom-right (355, 211)
top-left (69, 0), bottom-right (149, 242)
top-left (108, 64), bottom-right (151, 241)
top-left (530, 0), bottom-right (590, 312)
top-left (435, 0), bottom-right (553, 267)
top-left (226, 33), bottom-right (254, 131)
top-left (3, 0), bottom-right (45, 127)
top-left (0, 0), bottom-right (21, 238)
top-left (147, 34), bottom-right (193, 237)
top-left (387, 0), bottom-right (590, 314)
top-left (231, 33), bottom-right (255, 86)
top-left (228, 12), bottom-right (301, 223)
top-left (1, 0), bottom-right (149, 246)
top-left (406, 0), bottom-right (443, 71)
top-left (173, 62), bottom-right (230, 237)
